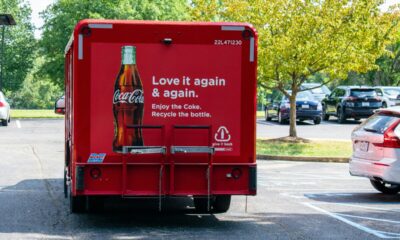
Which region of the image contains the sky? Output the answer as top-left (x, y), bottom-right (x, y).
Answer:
top-left (28, 0), bottom-right (400, 39)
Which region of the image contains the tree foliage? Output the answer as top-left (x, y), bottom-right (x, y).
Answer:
top-left (0, 0), bottom-right (35, 92)
top-left (191, 0), bottom-right (400, 137)
top-left (39, 0), bottom-right (190, 88)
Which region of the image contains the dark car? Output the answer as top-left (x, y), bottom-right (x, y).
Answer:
top-left (322, 86), bottom-right (383, 123)
top-left (265, 91), bottom-right (322, 124)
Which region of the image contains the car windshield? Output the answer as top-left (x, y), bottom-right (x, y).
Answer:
top-left (283, 91), bottom-right (314, 101)
top-left (302, 84), bottom-right (330, 94)
top-left (362, 114), bottom-right (399, 134)
top-left (383, 88), bottom-right (400, 96)
top-left (350, 89), bottom-right (376, 98)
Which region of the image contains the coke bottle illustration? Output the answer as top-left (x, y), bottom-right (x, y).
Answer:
top-left (113, 46), bottom-right (144, 152)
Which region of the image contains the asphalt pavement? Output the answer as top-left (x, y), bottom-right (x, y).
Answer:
top-left (0, 119), bottom-right (399, 239)
top-left (257, 117), bottom-right (361, 140)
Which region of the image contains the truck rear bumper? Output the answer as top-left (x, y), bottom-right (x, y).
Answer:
top-left (73, 163), bottom-right (257, 196)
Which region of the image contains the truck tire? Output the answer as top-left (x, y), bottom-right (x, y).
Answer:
top-left (193, 197), bottom-right (209, 213)
top-left (87, 196), bottom-right (104, 213)
top-left (70, 190), bottom-right (86, 213)
top-left (370, 180), bottom-right (400, 195)
top-left (213, 195), bottom-right (231, 213)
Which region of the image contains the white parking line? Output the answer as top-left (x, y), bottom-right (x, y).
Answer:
top-left (336, 213), bottom-right (400, 224)
top-left (302, 202), bottom-right (398, 239)
top-left (16, 120), bottom-right (21, 128)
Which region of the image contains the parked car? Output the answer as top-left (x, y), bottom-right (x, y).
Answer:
top-left (54, 95), bottom-right (65, 114)
top-left (265, 90), bottom-right (322, 124)
top-left (0, 91), bottom-right (10, 126)
top-left (322, 86), bottom-right (382, 123)
top-left (349, 107), bottom-right (400, 194)
top-left (300, 83), bottom-right (331, 102)
top-left (374, 86), bottom-right (400, 108)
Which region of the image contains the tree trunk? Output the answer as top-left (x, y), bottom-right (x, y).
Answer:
top-left (289, 94), bottom-right (297, 137)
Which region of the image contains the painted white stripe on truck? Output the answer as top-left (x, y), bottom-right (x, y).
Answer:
top-left (78, 34), bottom-right (83, 60)
top-left (88, 23), bottom-right (113, 29)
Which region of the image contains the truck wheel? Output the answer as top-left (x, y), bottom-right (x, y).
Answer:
top-left (70, 189), bottom-right (86, 213)
top-left (370, 180), bottom-right (400, 195)
top-left (213, 195), bottom-right (231, 213)
top-left (64, 169), bottom-right (68, 198)
top-left (87, 196), bottom-right (104, 213)
top-left (193, 197), bottom-right (209, 213)
top-left (1, 119), bottom-right (8, 126)
top-left (314, 117), bottom-right (321, 125)
top-left (322, 106), bottom-right (329, 121)
top-left (337, 107), bottom-right (346, 124)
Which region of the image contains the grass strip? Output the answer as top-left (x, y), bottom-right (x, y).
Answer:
top-left (11, 109), bottom-right (64, 119)
top-left (257, 138), bottom-right (352, 158)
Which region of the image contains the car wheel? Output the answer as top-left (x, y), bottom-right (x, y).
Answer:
top-left (322, 106), bottom-right (329, 121)
top-left (1, 119), bottom-right (8, 126)
top-left (314, 117), bottom-right (321, 125)
top-left (265, 110), bottom-right (271, 121)
top-left (278, 111), bottom-right (284, 124)
top-left (370, 179), bottom-right (400, 195)
top-left (337, 107), bottom-right (346, 124)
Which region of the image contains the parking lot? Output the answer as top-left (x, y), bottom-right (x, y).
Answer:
top-left (0, 119), bottom-right (399, 239)
top-left (257, 117), bottom-right (361, 140)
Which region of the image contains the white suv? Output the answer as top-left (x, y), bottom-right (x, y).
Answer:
top-left (350, 107), bottom-right (400, 194)
top-left (0, 91), bottom-right (10, 126)
top-left (375, 86), bottom-right (400, 108)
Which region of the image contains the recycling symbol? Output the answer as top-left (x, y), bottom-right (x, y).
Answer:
top-left (215, 126), bottom-right (231, 142)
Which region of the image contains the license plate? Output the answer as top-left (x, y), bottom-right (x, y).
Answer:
top-left (358, 141), bottom-right (369, 152)
top-left (362, 102), bottom-right (370, 107)
top-left (302, 104), bottom-right (309, 109)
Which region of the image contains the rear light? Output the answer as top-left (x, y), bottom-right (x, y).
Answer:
top-left (90, 167), bottom-right (101, 179)
top-left (345, 96), bottom-right (356, 102)
top-left (373, 119), bottom-right (400, 148)
top-left (373, 162), bottom-right (390, 167)
top-left (0, 102), bottom-right (4, 107)
top-left (231, 168), bottom-right (242, 179)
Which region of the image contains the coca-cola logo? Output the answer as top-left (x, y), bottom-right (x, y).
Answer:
top-left (113, 89), bottom-right (144, 104)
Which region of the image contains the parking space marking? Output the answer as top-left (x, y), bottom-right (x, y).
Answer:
top-left (316, 202), bottom-right (400, 213)
top-left (302, 202), bottom-right (399, 239)
top-left (16, 120), bottom-right (21, 129)
top-left (335, 213), bottom-right (400, 224)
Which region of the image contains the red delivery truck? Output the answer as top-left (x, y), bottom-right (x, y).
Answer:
top-left (62, 19), bottom-right (257, 213)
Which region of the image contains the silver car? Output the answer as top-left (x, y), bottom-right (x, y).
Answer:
top-left (375, 86), bottom-right (400, 108)
top-left (350, 107), bottom-right (400, 194)
top-left (0, 91), bottom-right (10, 126)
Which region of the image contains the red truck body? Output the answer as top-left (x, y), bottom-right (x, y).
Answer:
top-left (64, 20), bottom-right (257, 213)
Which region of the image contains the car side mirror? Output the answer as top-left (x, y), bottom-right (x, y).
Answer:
top-left (325, 94), bottom-right (330, 98)
top-left (55, 96), bottom-right (65, 115)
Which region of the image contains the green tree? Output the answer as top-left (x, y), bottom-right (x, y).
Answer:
top-left (0, 0), bottom-right (35, 92)
top-left (39, 0), bottom-right (190, 88)
top-left (191, 0), bottom-right (399, 138)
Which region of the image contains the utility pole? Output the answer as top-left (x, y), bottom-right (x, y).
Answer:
top-left (0, 14), bottom-right (16, 92)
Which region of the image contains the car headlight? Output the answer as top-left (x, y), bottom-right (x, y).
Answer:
top-left (317, 103), bottom-right (322, 110)
top-left (345, 102), bottom-right (354, 107)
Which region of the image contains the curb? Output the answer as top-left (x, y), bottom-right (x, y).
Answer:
top-left (256, 154), bottom-right (349, 163)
